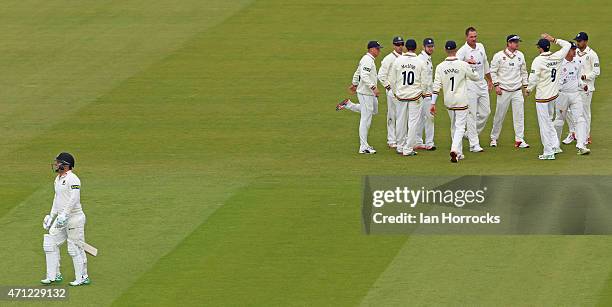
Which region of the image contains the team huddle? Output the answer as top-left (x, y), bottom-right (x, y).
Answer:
top-left (336, 27), bottom-right (600, 162)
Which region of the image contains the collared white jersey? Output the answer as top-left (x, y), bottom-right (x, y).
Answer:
top-left (378, 51), bottom-right (401, 88)
top-left (456, 42), bottom-right (490, 90)
top-left (356, 53), bottom-right (378, 96)
top-left (576, 46), bottom-right (600, 92)
top-left (351, 67), bottom-right (359, 86)
top-left (490, 49), bottom-right (528, 91)
top-left (389, 52), bottom-right (429, 101)
top-left (51, 170), bottom-right (83, 216)
top-left (417, 50), bottom-right (434, 96)
top-left (559, 58), bottom-right (584, 93)
top-left (433, 57), bottom-right (479, 110)
top-left (527, 39), bottom-right (571, 102)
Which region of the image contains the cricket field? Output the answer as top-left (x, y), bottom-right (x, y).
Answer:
top-left (1, 0), bottom-right (611, 305)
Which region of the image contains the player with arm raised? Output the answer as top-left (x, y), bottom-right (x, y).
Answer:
top-left (489, 35), bottom-right (530, 148)
top-left (377, 36), bottom-right (405, 148)
top-left (336, 41), bottom-right (382, 154)
top-left (554, 42), bottom-right (590, 155)
top-left (389, 39), bottom-right (430, 156)
top-left (430, 41), bottom-right (479, 163)
top-left (456, 27), bottom-right (493, 152)
top-left (41, 152), bottom-right (91, 286)
top-left (415, 38), bottom-right (436, 151)
top-left (525, 33), bottom-right (571, 160)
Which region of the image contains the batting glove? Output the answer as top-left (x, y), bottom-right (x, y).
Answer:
top-left (43, 214), bottom-right (53, 230)
top-left (55, 213), bottom-right (68, 228)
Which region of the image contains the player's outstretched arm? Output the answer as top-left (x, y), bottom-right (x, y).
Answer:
top-left (545, 34), bottom-right (571, 61)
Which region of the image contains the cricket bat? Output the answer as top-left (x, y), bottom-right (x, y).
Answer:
top-left (81, 241), bottom-right (98, 257)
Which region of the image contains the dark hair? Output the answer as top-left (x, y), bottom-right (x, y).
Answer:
top-left (465, 27), bottom-right (477, 36)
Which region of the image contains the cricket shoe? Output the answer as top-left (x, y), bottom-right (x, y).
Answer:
top-left (414, 145), bottom-right (427, 151)
top-left (450, 151), bottom-right (458, 163)
top-left (538, 154), bottom-right (556, 160)
top-left (359, 146), bottom-right (376, 154)
top-left (69, 277), bottom-right (91, 287)
top-left (562, 133), bottom-right (576, 145)
top-left (458, 153), bottom-right (465, 160)
top-left (426, 145), bottom-right (437, 151)
top-left (470, 145), bottom-right (484, 153)
top-left (40, 273), bottom-right (63, 285)
top-left (336, 98), bottom-right (350, 111)
top-left (402, 148), bottom-right (417, 156)
top-left (515, 141), bottom-right (530, 148)
top-left (388, 143), bottom-right (397, 149)
top-left (577, 148), bottom-right (591, 155)
top-left (553, 147), bottom-right (563, 154)
top-left (490, 139), bottom-right (497, 147)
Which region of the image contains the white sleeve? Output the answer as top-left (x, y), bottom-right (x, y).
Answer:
top-left (490, 53), bottom-right (500, 86)
top-left (520, 54), bottom-right (529, 87)
top-left (351, 67), bottom-right (360, 85)
top-left (586, 51), bottom-right (601, 81)
top-left (432, 65), bottom-right (442, 98)
top-left (51, 195), bottom-right (58, 215)
top-left (527, 60), bottom-right (538, 92)
top-left (420, 63), bottom-right (429, 94)
top-left (61, 177), bottom-right (81, 217)
top-left (388, 61), bottom-right (398, 91)
top-left (465, 62), bottom-right (479, 81)
top-left (456, 46), bottom-right (465, 62)
top-left (377, 56), bottom-right (391, 88)
top-left (482, 46), bottom-right (491, 75)
top-left (360, 59), bottom-right (376, 89)
top-left (550, 39), bottom-right (571, 61)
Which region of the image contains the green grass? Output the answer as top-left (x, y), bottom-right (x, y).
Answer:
top-left (1, 0), bottom-right (611, 306)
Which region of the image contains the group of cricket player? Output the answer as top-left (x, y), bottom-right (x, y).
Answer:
top-left (336, 27), bottom-right (600, 162)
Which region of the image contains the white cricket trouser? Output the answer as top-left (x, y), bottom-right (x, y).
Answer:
top-left (448, 109), bottom-right (468, 155)
top-left (490, 90), bottom-right (525, 142)
top-left (43, 212), bottom-right (88, 281)
top-left (555, 91), bottom-right (587, 148)
top-left (466, 85), bottom-right (491, 135)
top-left (580, 91), bottom-right (593, 137)
top-left (547, 99), bottom-right (555, 120)
top-left (395, 100), bottom-right (408, 147)
top-left (345, 94), bottom-right (378, 148)
top-left (385, 90), bottom-right (398, 145)
top-left (415, 97), bottom-right (435, 147)
top-left (395, 98), bottom-right (423, 149)
top-left (536, 101), bottom-right (559, 156)
top-left (465, 97), bottom-right (480, 148)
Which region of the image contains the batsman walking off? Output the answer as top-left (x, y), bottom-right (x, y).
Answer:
top-left (41, 152), bottom-right (91, 286)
